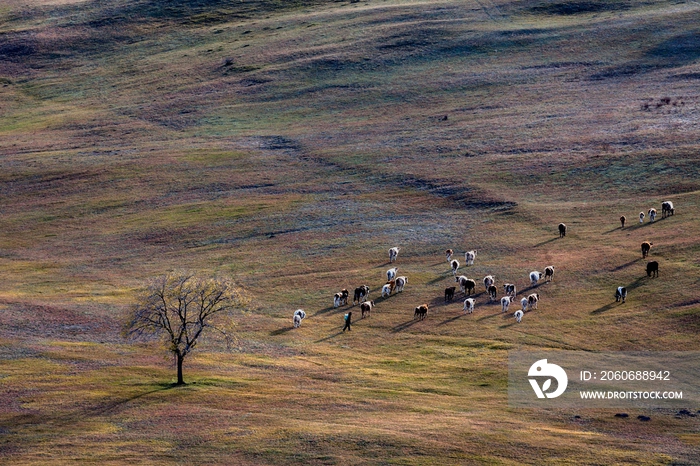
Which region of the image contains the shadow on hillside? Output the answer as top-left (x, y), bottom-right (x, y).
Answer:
top-left (591, 278), bottom-right (646, 314)
top-left (427, 274), bottom-right (453, 285)
top-left (391, 318), bottom-right (421, 333)
top-left (437, 313), bottom-right (466, 326)
top-left (499, 319), bottom-right (518, 329)
top-left (609, 258), bottom-right (641, 272)
top-left (622, 221), bottom-right (653, 232)
top-left (88, 383), bottom-right (177, 417)
top-left (313, 305), bottom-right (345, 317)
top-left (314, 330), bottom-right (344, 343)
top-left (591, 302), bottom-right (618, 315)
top-left (519, 283), bottom-right (540, 295)
top-left (477, 310), bottom-right (505, 322)
top-left (625, 277), bottom-right (646, 291)
top-left (533, 237), bottom-right (558, 248)
top-left (602, 225), bottom-right (626, 235)
top-left (429, 295), bottom-right (463, 311)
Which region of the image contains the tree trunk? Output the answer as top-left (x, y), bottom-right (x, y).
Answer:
top-left (176, 352), bottom-right (185, 385)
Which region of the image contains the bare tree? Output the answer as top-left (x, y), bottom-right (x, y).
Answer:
top-left (124, 273), bottom-right (248, 385)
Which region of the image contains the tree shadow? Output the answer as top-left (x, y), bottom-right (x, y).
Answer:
top-left (391, 318), bottom-right (421, 333)
top-left (87, 383), bottom-right (177, 417)
top-left (533, 237), bottom-right (558, 248)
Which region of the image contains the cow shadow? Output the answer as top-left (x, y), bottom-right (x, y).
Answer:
top-left (533, 237), bottom-right (558, 248)
top-left (313, 305), bottom-right (343, 317)
top-left (626, 276), bottom-right (646, 291)
top-left (391, 318), bottom-right (422, 333)
top-left (499, 320), bottom-right (518, 329)
top-left (591, 302), bottom-right (618, 315)
top-left (270, 327), bottom-right (294, 336)
top-left (437, 313), bottom-right (466, 326)
top-left (427, 274), bottom-right (454, 285)
top-left (602, 226), bottom-right (624, 235)
top-left (519, 283), bottom-right (540, 295)
top-left (591, 277), bottom-right (646, 314)
top-left (609, 258), bottom-right (641, 272)
top-left (314, 330), bottom-right (344, 343)
top-left (429, 295), bottom-right (461, 311)
top-left (477, 310), bottom-right (506, 322)
top-left (628, 221), bottom-right (654, 231)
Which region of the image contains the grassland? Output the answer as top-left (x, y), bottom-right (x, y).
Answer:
top-left (1, 0), bottom-right (700, 464)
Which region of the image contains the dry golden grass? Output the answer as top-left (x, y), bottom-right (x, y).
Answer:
top-left (1, 0), bottom-right (699, 463)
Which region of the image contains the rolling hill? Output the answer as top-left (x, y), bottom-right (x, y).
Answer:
top-left (1, 0), bottom-right (699, 463)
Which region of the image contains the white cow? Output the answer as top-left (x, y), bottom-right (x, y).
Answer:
top-left (293, 309), bottom-right (306, 328)
top-left (389, 247), bottom-right (400, 263)
top-left (501, 296), bottom-right (513, 313)
top-left (661, 201), bottom-right (674, 218)
top-left (527, 293), bottom-right (539, 310)
top-left (386, 267), bottom-right (398, 281)
top-left (464, 250), bottom-right (477, 266)
top-left (483, 275), bottom-right (495, 290)
top-left (529, 271), bottom-right (542, 286)
top-left (451, 259), bottom-right (460, 276)
top-left (381, 284), bottom-right (392, 298)
top-left (514, 310), bottom-right (524, 323)
top-left (395, 276), bottom-right (408, 293)
top-left (544, 266), bottom-right (554, 283)
top-left (503, 283), bottom-right (516, 297)
top-left (463, 298), bottom-right (475, 314)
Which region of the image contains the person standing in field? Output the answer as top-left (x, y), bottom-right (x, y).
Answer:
top-left (343, 311), bottom-right (352, 332)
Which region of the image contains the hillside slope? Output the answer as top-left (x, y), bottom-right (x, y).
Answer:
top-left (1, 0), bottom-right (699, 464)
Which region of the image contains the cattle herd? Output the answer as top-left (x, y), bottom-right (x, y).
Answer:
top-left (293, 201), bottom-right (675, 328)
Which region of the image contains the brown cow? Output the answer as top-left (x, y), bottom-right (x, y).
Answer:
top-left (544, 266), bottom-right (554, 283)
top-left (414, 304), bottom-right (429, 320)
top-left (641, 241), bottom-right (653, 258)
top-left (488, 285), bottom-right (498, 302)
top-left (527, 293), bottom-right (540, 310)
top-left (456, 276), bottom-right (476, 295)
top-left (646, 261), bottom-right (659, 278)
top-left (445, 286), bottom-right (456, 302)
top-left (360, 300), bottom-right (375, 318)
